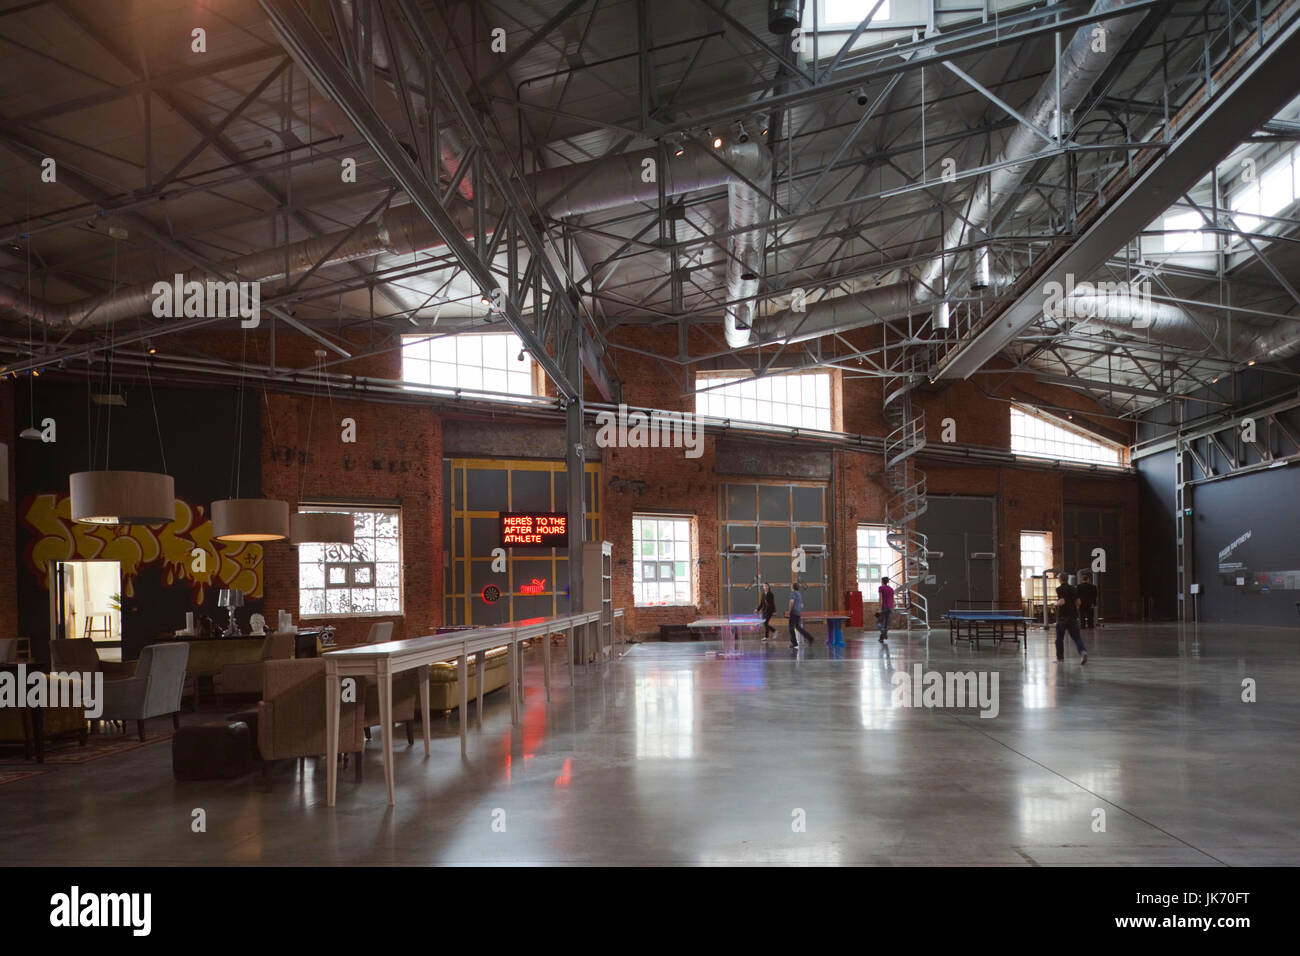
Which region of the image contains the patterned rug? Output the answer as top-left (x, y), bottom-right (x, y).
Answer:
top-left (0, 729), bottom-right (173, 770)
top-left (0, 768), bottom-right (54, 787)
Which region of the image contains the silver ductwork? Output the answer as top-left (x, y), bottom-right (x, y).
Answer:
top-left (755, 281), bottom-right (923, 344)
top-left (4, 204), bottom-right (475, 328)
top-left (1069, 294), bottom-right (1300, 363)
top-left (338, 0), bottom-right (474, 201)
top-left (2, 142), bottom-right (774, 333)
top-left (915, 0), bottom-right (1149, 301)
top-left (535, 140), bottom-right (772, 346)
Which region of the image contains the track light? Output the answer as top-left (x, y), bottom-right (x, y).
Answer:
top-left (1248, 359), bottom-right (1256, 366)
top-left (854, 88), bottom-right (868, 107)
top-left (709, 129), bottom-right (722, 148)
top-left (735, 122), bottom-right (749, 143)
top-left (674, 139), bottom-right (686, 157)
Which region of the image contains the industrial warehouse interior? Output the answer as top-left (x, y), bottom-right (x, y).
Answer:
top-left (0, 0), bottom-right (1298, 912)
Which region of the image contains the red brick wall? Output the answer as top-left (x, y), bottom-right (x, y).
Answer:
top-left (0, 381), bottom-right (16, 639)
top-left (260, 391), bottom-right (443, 645)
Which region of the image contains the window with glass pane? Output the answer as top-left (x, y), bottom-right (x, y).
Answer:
top-left (856, 524), bottom-right (900, 601)
top-left (1020, 531), bottom-right (1051, 599)
top-left (823, 0), bottom-right (891, 24)
top-left (632, 515), bottom-right (693, 606)
top-left (1010, 407), bottom-right (1122, 466)
top-left (299, 507), bottom-right (402, 617)
top-left (696, 372), bottom-right (832, 430)
top-left (401, 332), bottom-right (536, 399)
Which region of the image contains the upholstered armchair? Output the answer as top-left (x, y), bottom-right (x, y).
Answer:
top-left (217, 631), bottom-right (295, 700)
top-left (98, 642), bottom-right (190, 741)
top-left (49, 638), bottom-right (135, 679)
top-left (257, 658), bottom-right (365, 790)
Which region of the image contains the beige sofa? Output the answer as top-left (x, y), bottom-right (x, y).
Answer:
top-left (427, 645), bottom-right (512, 711)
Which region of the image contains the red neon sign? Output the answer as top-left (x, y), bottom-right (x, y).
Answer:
top-left (500, 512), bottom-right (567, 547)
top-left (519, 577), bottom-right (547, 595)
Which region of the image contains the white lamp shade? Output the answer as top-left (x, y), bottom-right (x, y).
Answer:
top-left (211, 498), bottom-right (290, 542)
top-left (70, 470), bottom-right (175, 525)
top-left (291, 511), bottom-right (356, 545)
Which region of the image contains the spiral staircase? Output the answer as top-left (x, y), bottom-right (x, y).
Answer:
top-left (882, 351), bottom-right (931, 631)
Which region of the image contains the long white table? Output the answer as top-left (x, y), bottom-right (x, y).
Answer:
top-left (322, 611), bottom-right (604, 807)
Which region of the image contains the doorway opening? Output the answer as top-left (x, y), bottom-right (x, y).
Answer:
top-left (50, 560), bottom-right (122, 653)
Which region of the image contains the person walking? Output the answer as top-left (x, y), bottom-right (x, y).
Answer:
top-left (1055, 574), bottom-right (1088, 664)
top-left (788, 583), bottom-right (815, 648)
top-left (757, 582), bottom-right (776, 641)
top-left (1077, 572), bottom-right (1099, 629)
top-left (877, 576), bottom-right (896, 643)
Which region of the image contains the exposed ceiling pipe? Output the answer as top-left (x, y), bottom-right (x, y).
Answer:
top-left (337, 0), bottom-right (475, 201)
top-left (533, 141), bottom-right (771, 347)
top-left (755, 281), bottom-right (925, 345)
top-left (1, 204), bottom-right (475, 328)
top-left (0, 143), bottom-right (771, 331)
top-left (914, 0), bottom-right (1149, 302)
top-left (1067, 293), bottom-right (1300, 362)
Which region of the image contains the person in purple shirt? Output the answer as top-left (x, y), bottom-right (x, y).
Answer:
top-left (877, 577), bottom-right (895, 643)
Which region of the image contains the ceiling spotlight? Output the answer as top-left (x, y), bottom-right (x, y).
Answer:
top-left (709, 129), bottom-right (722, 148)
top-left (146, 340), bottom-right (157, 355)
top-left (854, 88), bottom-right (869, 107)
top-left (517, 350), bottom-right (526, 362)
top-left (1247, 359), bottom-right (1256, 366)
top-left (674, 139), bottom-right (686, 157)
top-left (1212, 376), bottom-right (1220, 384)
top-left (735, 122), bottom-right (750, 143)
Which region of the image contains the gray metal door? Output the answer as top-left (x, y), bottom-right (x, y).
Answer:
top-left (917, 496), bottom-right (997, 612)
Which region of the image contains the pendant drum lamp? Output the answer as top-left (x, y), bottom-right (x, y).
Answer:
top-left (70, 470), bottom-right (176, 525)
top-left (290, 511), bottom-right (355, 546)
top-left (212, 497), bottom-right (290, 542)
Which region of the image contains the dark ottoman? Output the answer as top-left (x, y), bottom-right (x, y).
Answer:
top-left (226, 710), bottom-right (261, 762)
top-left (172, 721), bottom-right (254, 780)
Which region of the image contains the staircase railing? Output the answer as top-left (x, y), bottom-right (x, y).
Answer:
top-left (881, 350), bottom-right (931, 631)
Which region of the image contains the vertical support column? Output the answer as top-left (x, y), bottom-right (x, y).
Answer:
top-left (566, 321), bottom-right (586, 665)
top-left (1175, 442), bottom-right (1194, 622)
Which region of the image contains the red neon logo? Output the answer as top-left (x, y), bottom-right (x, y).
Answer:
top-left (519, 577), bottom-right (547, 595)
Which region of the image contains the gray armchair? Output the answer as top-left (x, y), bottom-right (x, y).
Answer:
top-left (99, 642), bottom-right (190, 741)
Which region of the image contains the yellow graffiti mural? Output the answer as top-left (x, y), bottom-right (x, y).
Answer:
top-left (20, 494), bottom-right (263, 605)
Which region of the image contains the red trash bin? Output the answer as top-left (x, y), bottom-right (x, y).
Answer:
top-left (845, 589), bottom-right (863, 628)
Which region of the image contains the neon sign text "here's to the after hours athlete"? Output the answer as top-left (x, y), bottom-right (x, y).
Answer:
top-left (501, 513), bottom-right (568, 547)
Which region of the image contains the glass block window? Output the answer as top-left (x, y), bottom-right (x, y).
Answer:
top-left (633, 515), bottom-right (693, 607)
top-left (1011, 406), bottom-right (1122, 466)
top-left (402, 332), bottom-right (536, 398)
top-left (856, 524), bottom-right (901, 601)
top-left (695, 371), bottom-right (832, 430)
top-left (298, 506), bottom-right (402, 618)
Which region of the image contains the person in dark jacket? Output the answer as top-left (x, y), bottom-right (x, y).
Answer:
top-left (757, 582), bottom-right (776, 641)
top-left (1077, 572), bottom-right (1099, 629)
top-left (1055, 575), bottom-right (1088, 664)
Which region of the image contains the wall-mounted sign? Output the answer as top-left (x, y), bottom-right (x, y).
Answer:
top-left (501, 512), bottom-right (568, 547)
top-left (481, 584), bottom-right (501, 604)
top-left (519, 577), bottom-right (547, 595)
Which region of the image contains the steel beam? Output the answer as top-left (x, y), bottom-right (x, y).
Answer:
top-left (933, 5), bottom-right (1300, 381)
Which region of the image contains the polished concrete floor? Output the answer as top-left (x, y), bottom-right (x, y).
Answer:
top-left (1, 622), bottom-right (1297, 866)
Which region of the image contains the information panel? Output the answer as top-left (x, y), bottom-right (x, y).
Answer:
top-left (501, 512), bottom-right (568, 547)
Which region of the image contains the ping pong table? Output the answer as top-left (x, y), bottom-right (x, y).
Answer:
top-left (688, 616), bottom-right (767, 642)
top-left (798, 611), bottom-right (852, 646)
top-left (946, 609), bottom-right (1033, 650)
